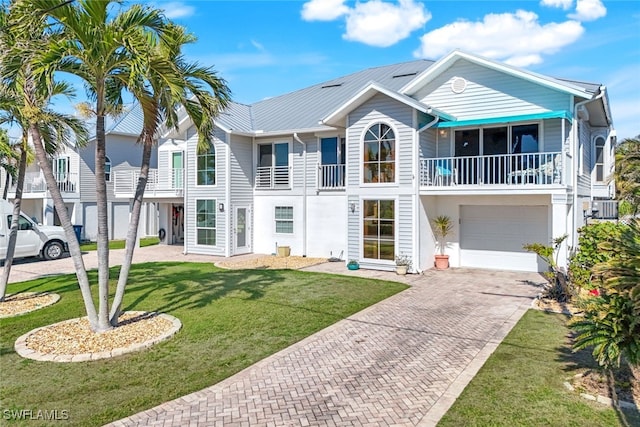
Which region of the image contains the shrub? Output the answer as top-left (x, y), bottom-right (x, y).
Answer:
top-left (524, 235), bottom-right (572, 302)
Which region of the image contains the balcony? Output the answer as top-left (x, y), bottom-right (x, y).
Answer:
top-left (114, 168), bottom-right (184, 198)
top-left (318, 164), bottom-right (345, 190)
top-left (255, 166), bottom-right (290, 189)
top-left (6, 171), bottom-right (79, 195)
top-left (420, 152), bottom-right (565, 188)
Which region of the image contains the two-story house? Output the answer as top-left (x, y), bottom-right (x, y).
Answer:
top-left (3, 103), bottom-right (159, 242)
top-left (117, 50), bottom-right (615, 273)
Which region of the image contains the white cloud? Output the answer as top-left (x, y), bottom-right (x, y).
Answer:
top-left (540, 0), bottom-right (573, 10)
top-left (301, 0), bottom-right (349, 21)
top-left (159, 2), bottom-right (195, 19)
top-left (569, 0), bottom-right (606, 22)
top-left (343, 0), bottom-right (430, 47)
top-left (413, 10), bottom-right (584, 67)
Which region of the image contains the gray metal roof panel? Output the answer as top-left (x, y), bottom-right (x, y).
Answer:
top-left (215, 101), bottom-right (254, 133)
top-left (250, 60), bottom-right (434, 132)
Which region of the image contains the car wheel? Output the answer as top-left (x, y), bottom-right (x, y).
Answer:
top-left (43, 241), bottom-right (64, 260)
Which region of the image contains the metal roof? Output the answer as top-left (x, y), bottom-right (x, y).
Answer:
top-left (250, 60), bottom-right (435, 132)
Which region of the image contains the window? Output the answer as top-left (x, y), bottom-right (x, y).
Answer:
top-left (275, 206), bottom-right (293, 233)
top-left (196, 200), bottom-right (216, 245)
top-left (363, 123), bottom-right (395, 183)
top-left (105, 156), bottom-right (112, 182)
top-left (363, 200), bottom-right (395, 261)
top-left (511, 124), bottom-right (539, 154)
top-left (257, 142), bottom-right (289, 187)
top-left (7, 215), bottom-right (32, 231)
top-left (594, 136), bottom-right (605, 182)
top-left (320, 137), bottom-right (346, 188)
top-left (54, 157), bottom-right (69, 182)
top-left (172, 152), bottom-right (183, 188)
top-left (197, 144), bottom-right (216, 185)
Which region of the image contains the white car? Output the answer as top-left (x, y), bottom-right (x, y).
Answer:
top-left (0, 200), bottom-right (69, 261)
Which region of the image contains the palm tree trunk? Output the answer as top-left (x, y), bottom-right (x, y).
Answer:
top-left (109, 138), bottom-right (152, 324)
top-left (0, 145), bottom-right (27, 300)
top-left (2, 170), bottom-right (10, 200)
top-left (29, 124), bottom-right (99, 329)
top-left (95, 112), bottom-right (111, 331)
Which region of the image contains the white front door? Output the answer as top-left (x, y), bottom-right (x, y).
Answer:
top-left (234, 205), bottom-right (251, 254)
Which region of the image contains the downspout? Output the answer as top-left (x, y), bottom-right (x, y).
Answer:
top-left (182, 141), bottom-right (188, 255)
top-left (293, 133), bottom-right (307, 257)
top-left (572, 89), bottom-right (605, 250)
top-left (414, 110), bottom-right (440, 274)
top-left (225, 131), bottom-right (232, 257)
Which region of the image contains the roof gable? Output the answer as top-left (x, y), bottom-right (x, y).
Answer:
top-left (401, 50), bottom-right (593, 99)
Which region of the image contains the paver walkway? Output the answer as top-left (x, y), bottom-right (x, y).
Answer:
top-left (107, 264), bottom-right (544, 426)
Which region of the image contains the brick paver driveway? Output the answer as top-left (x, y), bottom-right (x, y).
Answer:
top-left (108, 267), bottom-right (544, 427)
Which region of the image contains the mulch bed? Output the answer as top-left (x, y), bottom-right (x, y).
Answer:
top-left (216, 255), bottom-right (327, 270)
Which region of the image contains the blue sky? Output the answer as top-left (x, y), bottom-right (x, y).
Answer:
top-left (38, 0), bottom-right (640, 141)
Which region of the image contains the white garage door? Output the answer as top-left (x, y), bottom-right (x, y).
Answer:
top-left (111, 203), bottom-right (130, 239)
top-left (460, 205), bottom-right (548, 272)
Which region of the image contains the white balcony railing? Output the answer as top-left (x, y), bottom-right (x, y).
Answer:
top-left (7, 171), bottom-right (79, 194)
top-left (255, 166), bottom-right (290, 189)
top-left (114, 168), bottom-right (184, 197)
top-left (420, 152), bottom-right (563, 187)
top-left (318, 164), bottom-right (345, 190)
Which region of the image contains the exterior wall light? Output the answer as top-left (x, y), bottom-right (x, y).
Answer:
top-left (218, 203), bottom-right (224, 212)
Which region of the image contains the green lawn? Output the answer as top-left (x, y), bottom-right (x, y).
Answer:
top-left (0, 262), bottom-right (406, 426)
top-left (439, 309), bottom-right (640, 427)
top-left (79, 236), bottom-right (160, 251)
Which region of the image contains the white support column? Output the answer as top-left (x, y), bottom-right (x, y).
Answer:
top-left (551, 194), bottom-right (571, 269)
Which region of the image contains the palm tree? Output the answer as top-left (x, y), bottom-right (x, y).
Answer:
top-left (613, 136), bottom-right (640, 215)
top-left (109, 24), bottom-right (231, 324)
top-left (0, 1), bottom-right (88, 301)
top-left (33, 0), bottom-right (228, 330)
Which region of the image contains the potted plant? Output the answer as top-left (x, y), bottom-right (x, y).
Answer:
top-left (432, 215), bottom-right (453, 269)
top-left (395, 254), bottom-right (412, 275)
top-left (347, 259), bottom-right (359, 270)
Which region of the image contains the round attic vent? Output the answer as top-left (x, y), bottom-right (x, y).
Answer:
top-left (451, 77), bottom-right (467, 94)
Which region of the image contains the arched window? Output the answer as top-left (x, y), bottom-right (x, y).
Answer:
top-left (594, 136), bottom-right (605, 182)
top-left (105, 156), bottom-right (112, 182)
top-left (363, 123), bottom-right (395, 183)
top-left (197, 143), bottom-right (216, 185)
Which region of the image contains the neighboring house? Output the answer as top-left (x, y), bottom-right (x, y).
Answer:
top-left (116, 50), bottom-right (615, 272)
top-left (2, 104), bottom-right (159, 242)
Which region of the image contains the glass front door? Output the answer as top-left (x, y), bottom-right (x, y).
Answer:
top-left (234, 206), bottom-right (251, 254)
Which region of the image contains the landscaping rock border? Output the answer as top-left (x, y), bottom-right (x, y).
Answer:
top-left (14, 311), bottom-right (181, 362)
top-left (564, 374), bottom-right (639, 411)
top-left (0, 292), bottom-right (61, 318)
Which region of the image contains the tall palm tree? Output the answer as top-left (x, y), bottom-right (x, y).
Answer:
top-left (0, 1), bottom-right (88, 301)
top-left (32, 0), bottom-right (226, 330)
top-left (109, 23), bottom-right (231, 324)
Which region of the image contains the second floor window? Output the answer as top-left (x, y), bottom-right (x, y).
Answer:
top-left (105, 156), bottom-right (112, 182)
top-left (363, 123), bottom-right (395, 183)
top-left (54, 157), bottom-right (69, 182)
top-left (197, 144), bottom-right (216, 185)
top-left (594, 136), bottom-right (605, 182)
top-left (257, 142), bottom-right (289, 188)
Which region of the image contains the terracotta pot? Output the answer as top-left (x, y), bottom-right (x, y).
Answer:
top-left (434, 254), bottom-right (449, 270)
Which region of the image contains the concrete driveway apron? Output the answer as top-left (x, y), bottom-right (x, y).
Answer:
top-left (108, 266), bottom-right (543, 427)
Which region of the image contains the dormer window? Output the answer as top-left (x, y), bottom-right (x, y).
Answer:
top-left (363, 123), bottom-right (395, 183)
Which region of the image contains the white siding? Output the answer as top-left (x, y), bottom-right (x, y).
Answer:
top-left (416, 59), bottom-right (571, 119)
top-left (184, 127), bottom-right (226, 256)
top-left (229, 135), bottom-right (254, 255)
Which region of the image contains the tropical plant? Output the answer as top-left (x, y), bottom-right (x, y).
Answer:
top-left (0, 1), bottom-right (88, 301)
top-left (0, 129), bottom-right (19, 200)
top-left (568, 222), bottom-right (625, 290)
top-left (571, 218), bottom-right (639, 419)
top-left (524, 234), bottom-right (571, 302)
top-left (612, 136), bottom-right (640, 215)
top-left (431, 215), bottom-right (452, 256)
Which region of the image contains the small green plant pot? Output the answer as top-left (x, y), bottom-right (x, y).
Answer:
top-left (347, 264), bottom-right (359, 270)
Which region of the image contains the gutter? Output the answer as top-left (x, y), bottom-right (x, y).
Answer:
top-left (225, 131), bottom-right (231, 257)
top-left (293, 133), bottom-right (307, 257)
top-left (571, 89), bottom-right (605, 253)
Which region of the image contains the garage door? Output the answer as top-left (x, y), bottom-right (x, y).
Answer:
top-left (111, 203), bottom-right (130, 239)
top-left (460, 205), bottom-right (548, 272)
